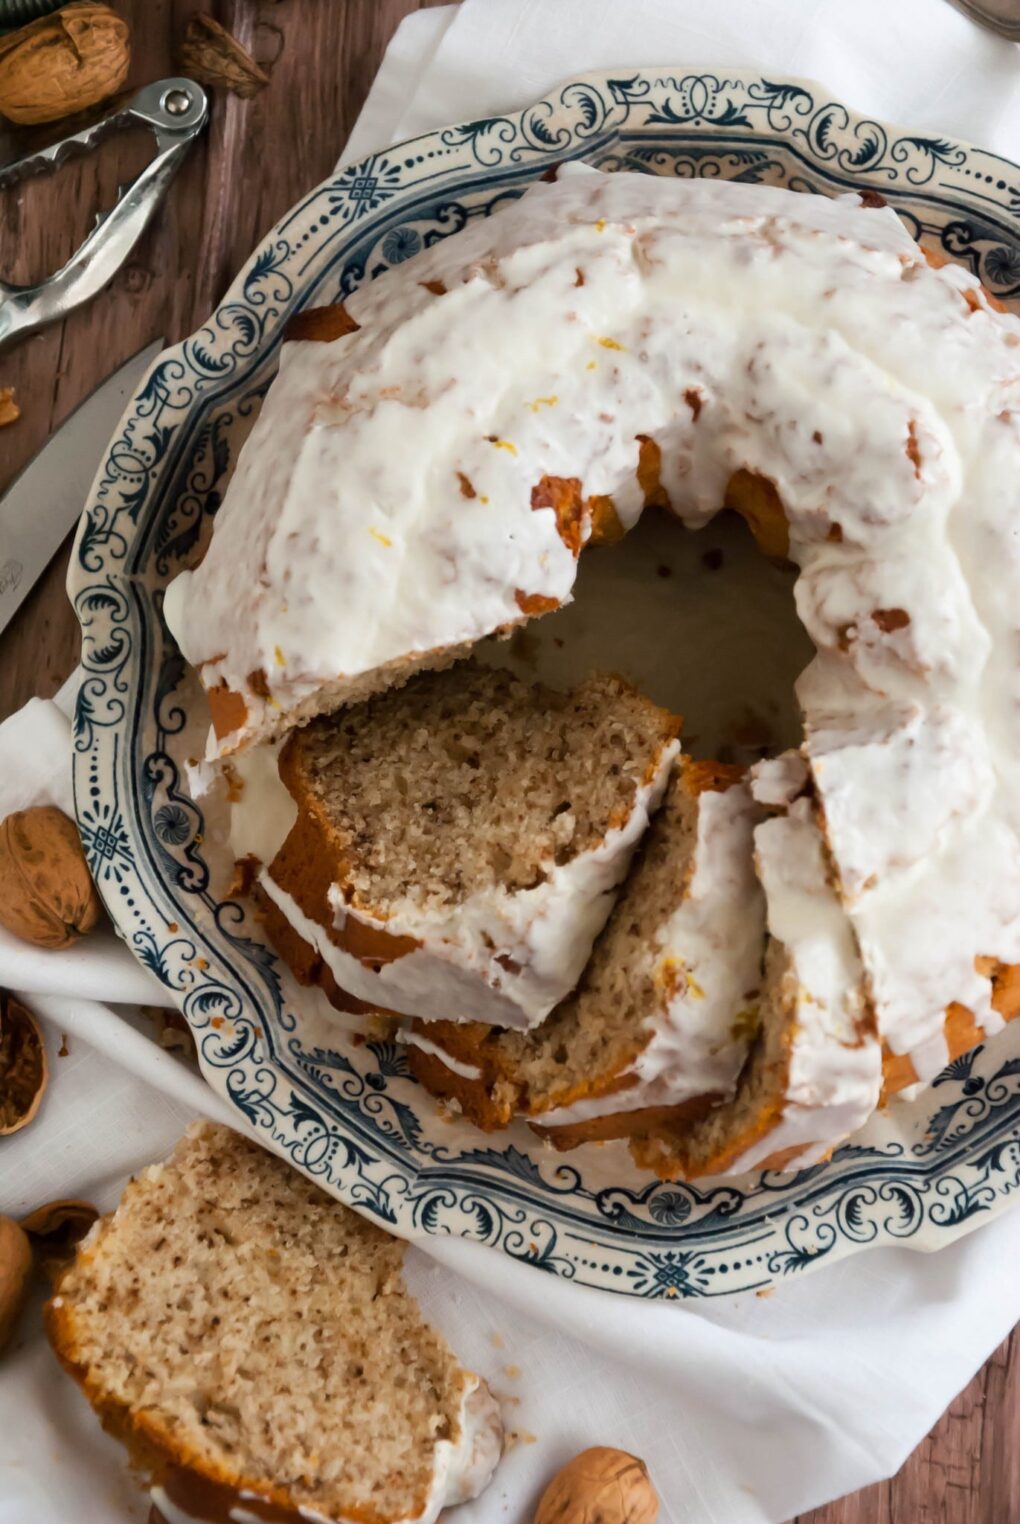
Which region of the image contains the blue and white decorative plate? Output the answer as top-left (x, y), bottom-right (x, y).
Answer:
top-left (69, 70), bottom-right (1020, 1300)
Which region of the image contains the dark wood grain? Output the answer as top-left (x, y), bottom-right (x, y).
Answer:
top-left (0, 4), bottom-right (1013, 1519)
top-left (0, 0), bottom-right (450, 716)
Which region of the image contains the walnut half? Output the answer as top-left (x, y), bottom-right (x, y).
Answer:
top-left (21, 1199), bottom-right (98, 1281)
top-left (177, 14), bottom-right (270, 100)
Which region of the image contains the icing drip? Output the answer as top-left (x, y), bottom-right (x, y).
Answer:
top-left (403, 1030), bottom-right (483, 1081)
top-left (225, 741), bottom-right (295, 867)
top-left (731, 763), bottom-right (882, 1172)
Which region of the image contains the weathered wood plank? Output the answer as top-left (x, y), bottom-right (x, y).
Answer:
top-left (0, 0), bottom-right (447, 715)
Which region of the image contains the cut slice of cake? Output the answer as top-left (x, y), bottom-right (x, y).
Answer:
top-left (408, 758), bottom-right (766, 1145)
top-left (255, 661), bottom-right (680, 1031)
top-left (46, 1123), bottom-right (502, 1524)
top-left (633, 752), bottom-right (882, 1178)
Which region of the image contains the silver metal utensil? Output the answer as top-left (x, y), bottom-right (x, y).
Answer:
top-left (0, 77), bottom-right (208, 351)
top-left (947, 0), bottom-right (1020, 38)
top-left (0, 337), bottom-right (164, 635)
top-left (0, 1), bottom-right (64, 23)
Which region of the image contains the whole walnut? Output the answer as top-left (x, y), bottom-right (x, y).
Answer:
top-left (0, 806), bottom-right (102, 949)
top-left (0, 3), bottom-right (130, 126)
top-left (534, 1447), bottom-right (659, 1524)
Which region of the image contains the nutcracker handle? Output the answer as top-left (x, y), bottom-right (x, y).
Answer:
top-left (0, 78), bottom-right (208, 351)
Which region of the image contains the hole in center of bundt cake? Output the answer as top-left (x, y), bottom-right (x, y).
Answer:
top-left (475, 506), bottom-right (813, 768)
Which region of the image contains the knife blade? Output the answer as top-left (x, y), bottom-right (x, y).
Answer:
top-left (0, 337), bottom-right (164, 637)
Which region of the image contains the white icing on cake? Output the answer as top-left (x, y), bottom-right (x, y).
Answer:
top-left (149, 1488), bottom-right (204, 1524)
top-left (748, 751), bottom-right (809, 811)
top-left (224, 741), bottom-right (294, 865)
top-left (424, 1378), bottom-right (504, 1516)
top-left (165, 168), bottom-right (1020, 1147)
top-left (228, 740), bottom-right (296, 867)
top-left (728, 766), bottom-right (883, 1173)
top-left (259, 740), bottom-right (677, 1030)
top-left (163, 172), bottom-right (937, 759)
top-left (538, 779), bottom-right (765, 1129)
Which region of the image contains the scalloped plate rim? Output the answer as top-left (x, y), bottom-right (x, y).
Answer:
top-left (67, 65), bottom-right (1020, 1302)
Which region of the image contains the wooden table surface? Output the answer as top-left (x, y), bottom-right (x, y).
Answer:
top-left (0, 2), bottom-right (1014, 1519)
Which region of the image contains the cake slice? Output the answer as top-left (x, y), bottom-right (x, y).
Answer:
top-left (408, 759), bottom-right (766, 1145)
top-left (46, 1123), bottom-right (502, 1524)
top-left (256, 661), bottom-right (680, 1031)
top-left (633, 753), bottom-right (883, 1178)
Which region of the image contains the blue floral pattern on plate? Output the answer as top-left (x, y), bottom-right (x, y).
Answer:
top-left (68, 69), bottom-right (1020, 1298)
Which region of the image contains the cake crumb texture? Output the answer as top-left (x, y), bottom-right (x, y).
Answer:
top-left (47, 1123), bottom-right (500, 1524)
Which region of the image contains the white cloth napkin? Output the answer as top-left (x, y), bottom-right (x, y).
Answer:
top-left (344, 0), bottom-right (1020, 165)
top-left (3, 4), bottom-right (1020, 1521)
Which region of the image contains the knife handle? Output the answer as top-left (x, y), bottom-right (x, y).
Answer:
top-left (0, 78), bottom-right (209, 351)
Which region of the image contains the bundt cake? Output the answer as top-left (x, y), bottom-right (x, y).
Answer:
top-left (46, 1123), bottom-right (502, 1524)
top-left (165, 165), bottom-right (1020, 1176)
top-left (250, 662), bottom-right (679, 1029)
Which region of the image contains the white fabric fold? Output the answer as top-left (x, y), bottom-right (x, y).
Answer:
top-left (3, 4), bottom-right (1019, 1521)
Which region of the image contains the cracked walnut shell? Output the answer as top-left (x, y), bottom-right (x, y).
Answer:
top-left (534, 1447), bottom-right (659, 1524)
top-left (0, 806), bottom-right (102, 950)
top-left (177, 14), bottom-right (269, 99)
top-left (0, 993), bottom-right (47, 1136)
top-left (21, 1199), bottom-right (98, 1281)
